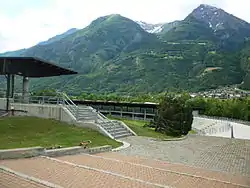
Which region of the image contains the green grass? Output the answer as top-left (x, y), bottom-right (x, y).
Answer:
top-left (189, 129), bottom-right (197, 134)
top-left (109, 117), bottom-right (175, 139)
top-left (0, 117), bottom-right (122, 149)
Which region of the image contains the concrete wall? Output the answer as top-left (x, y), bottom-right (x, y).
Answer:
top-left (0, 147), bottom-right (44, 159)
top-left (13, 103), bottom-right (57, 118)
top-left (45, 145), bottom-right (112, 157)
top-left (0, 145), bottom-right (112, 159)
top-left (0, 98), bottom-right (14, 110)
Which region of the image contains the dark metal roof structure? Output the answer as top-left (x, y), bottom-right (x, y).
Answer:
top-left (73, 99), bottom-right (159, 108)
top-left (0, 57), bottom-right (77, 77)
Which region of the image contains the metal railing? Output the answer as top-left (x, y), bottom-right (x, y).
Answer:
top-left (11, 91), bottom-right (80, 121)
top-left (57, 91), bottom-right (79, 121)
top-left (13, 95), bottom-right (62, 105)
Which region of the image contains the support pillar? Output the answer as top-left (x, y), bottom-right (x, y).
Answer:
top-left (120, 107), bottom-right (123, 118)
top-left (231, 124), bottom-right (234, 138)
top-left (6, 74), bottom-right (11, 111)
top-left (22, 76), bottom-right (29, 103)
top-left (144, 110), bottom-right (146, 121)
top-left (11, 75), bottom-right (15, 98)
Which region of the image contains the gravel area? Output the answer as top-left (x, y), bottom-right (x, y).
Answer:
top-left (118, 135), bottom-right (250, 176)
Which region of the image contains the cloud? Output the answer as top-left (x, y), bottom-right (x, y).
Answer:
top-left (0, 0), bottom-right (250, 52)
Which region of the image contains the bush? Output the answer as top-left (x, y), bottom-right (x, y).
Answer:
top-left (150, 93), bottom-right (193, 136)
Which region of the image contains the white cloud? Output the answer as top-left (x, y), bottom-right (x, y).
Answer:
top-left (0, 0), bottom-right (250, 52)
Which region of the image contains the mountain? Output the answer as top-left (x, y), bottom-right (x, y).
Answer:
top-left (239, 39), bottom-right (250, 89)
top-left (38, 28), bottom-right (78, 45)
top-left (136, 21), bottom-right (164, 33)
top-left (161, 4), bottom-right (250, 50)
top-left (191, 4), bottom-right (250, 33)
top-left (160, 21), bottom-right (181, 33)
top-left (21, 14), bottom-right (159, 72)
top-left (0, 49), bottom-right (26, 57)
top-left (1, 5), bottom-right (250, 95)
top-left (137, 21), bottom-right (181, 34)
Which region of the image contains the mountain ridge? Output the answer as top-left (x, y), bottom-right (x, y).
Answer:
top-left (1, 4), bottom-right (250, 94)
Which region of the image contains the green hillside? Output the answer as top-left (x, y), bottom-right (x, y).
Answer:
top-left (1, 5), bottom-right (250, 95)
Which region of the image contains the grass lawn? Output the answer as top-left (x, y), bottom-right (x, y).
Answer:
top-left (0, 117), bottom-right (121, 149)
top-left (109, 117), bottom-right (176, 139)
top-left (189, 129), bottom-right (197, 134)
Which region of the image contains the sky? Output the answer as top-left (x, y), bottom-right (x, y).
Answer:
top-left (0, 0), bottom-right (250, 53)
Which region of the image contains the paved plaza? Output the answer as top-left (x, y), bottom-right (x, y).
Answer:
top-left (1, 134), bottom-right (250, 187)
top-left (119, 135), bottom-right (250, 176)
top-left (1, 116), bottom-right (250, 187)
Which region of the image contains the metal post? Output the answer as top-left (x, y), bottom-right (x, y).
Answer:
top-left (10, 75), bottom-right (15, 98)
top-left (231, 124), bottom-right (234, 138)
top-left (22, 76), bottom-right (29, 103)
top-left (6, 74), bottom-right (11, 112)
top-left (76, 106), bottom-right (79, 121)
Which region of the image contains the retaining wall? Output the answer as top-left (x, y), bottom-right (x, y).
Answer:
top-left (0, 145), bottom-right (112, 160)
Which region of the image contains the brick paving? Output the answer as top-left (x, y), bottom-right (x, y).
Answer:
top-left (0, 157), bottom-right (156, 188)
top-left (59, 153), bottom-right (249, 187)
top-left (118, 135), bottom-right (250, 176)
top-left (0, 134), bottom-right (250, 187)
top-left (0, 170), bottom-right (49, 188)
top-left (96, 152), bottom-right (250, 186)
top-left (1, 153), bottom-right (249, 188)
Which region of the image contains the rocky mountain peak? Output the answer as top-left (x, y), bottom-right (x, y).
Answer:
top-left (189, 4), bottom-right (250, 32)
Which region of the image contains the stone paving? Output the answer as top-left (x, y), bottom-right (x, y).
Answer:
top-left (118, 135), bottom-right (250, 176)
top-left (1, 153), bottom-right (249, 187)
top-left (0, 170), bottom-right (49, 188)
top-left (1, 135), bottom-right (250, 187)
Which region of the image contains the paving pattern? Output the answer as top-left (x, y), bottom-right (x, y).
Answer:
top-left (1, 153), bottom-right (250, 188)
top-left (1, 135), bottom-right (250, 187)
top-left (0, 170), bottom-right (49, 188)
top-left (118, 135), bottom-right (250, 176)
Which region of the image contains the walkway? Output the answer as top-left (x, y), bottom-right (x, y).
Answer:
top-left (118, 135), bottom-right (250, 176)
top-left (1, 135), bottom-right (250, 187)
top-left (1, 152), bottom-right (250, 188)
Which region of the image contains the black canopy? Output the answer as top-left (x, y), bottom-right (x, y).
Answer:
top-left (0, 57), bottom-right (77, 77)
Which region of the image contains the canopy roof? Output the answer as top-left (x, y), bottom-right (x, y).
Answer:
top-left (0, 57), bottom-right (77, 77)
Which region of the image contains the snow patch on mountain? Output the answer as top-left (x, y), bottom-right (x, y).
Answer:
top-left (136, 21), bottom-right (164, 33)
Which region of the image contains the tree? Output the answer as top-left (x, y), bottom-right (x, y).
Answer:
top-left (150, 93), bottom-right (193, 136)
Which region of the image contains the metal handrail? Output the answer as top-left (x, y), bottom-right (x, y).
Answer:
top-left (56, 91), bottom-right (79, 121)
top-left (61, 92), bottom-right (77, 108)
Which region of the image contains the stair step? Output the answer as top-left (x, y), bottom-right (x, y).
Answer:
top-left (79, 117), bottom-right (97, 119)
top-left (114, 133), bottom-right (133, 139)
top-left (78, 117), bottom-right (96, 119)
top-left (109, 130), bottom-right (130, 136)
top-left (78, 111), bottom-right (96, 114)
top-left (78, 114), bottom-right (96, 117)
top-left (102, 125), bottom-right (124, 129)
top-left (106, 128), bottom-right (127, 133)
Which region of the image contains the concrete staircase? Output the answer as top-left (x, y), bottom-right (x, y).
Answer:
top-left (98, 119), bottom-right (134, 139)
top-left (77, 106), bottom-right (98, 121)
top-left (78, 105), bottom-right (135, 139)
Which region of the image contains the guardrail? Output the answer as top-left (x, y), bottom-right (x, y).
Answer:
top-left (59, 92), bottom-right (79, 120)
top-left (13, 95), bottom-right (62, 105)
top-left (12, 93), bottom-right (80, 121)
top-left (195, 114), bottom-right (250, 126)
